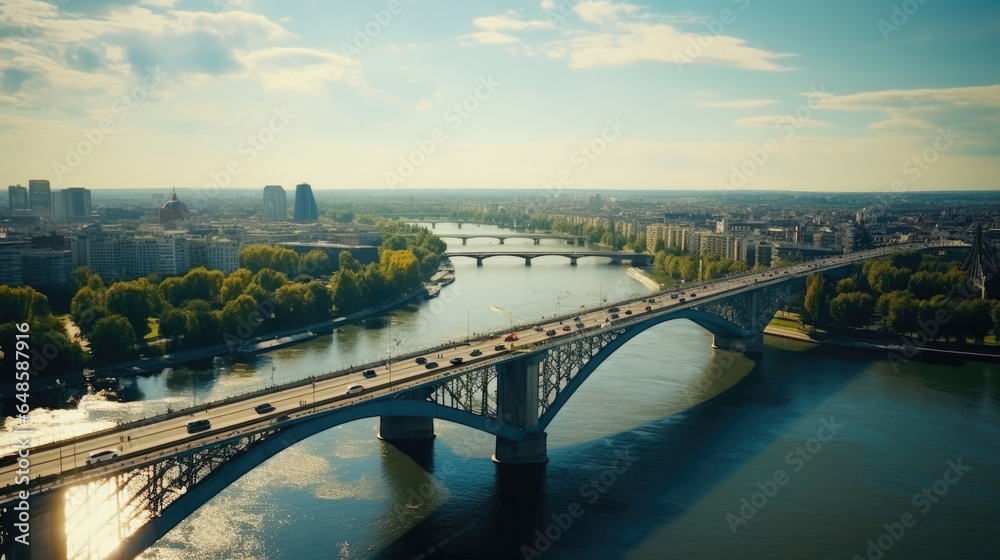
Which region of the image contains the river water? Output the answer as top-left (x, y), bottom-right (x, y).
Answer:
top-left (9, 223), bottom-right (1000, 559)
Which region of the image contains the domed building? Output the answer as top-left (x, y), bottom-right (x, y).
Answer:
top-left (159, 188), bottom-right (190, 224)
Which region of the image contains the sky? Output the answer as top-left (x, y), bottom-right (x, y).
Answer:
top-left (0, 0), bottom-right (998, 192)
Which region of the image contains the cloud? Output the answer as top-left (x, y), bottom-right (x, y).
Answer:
top-left (698, 99), bottom-right (779, 108)
top-left (574, 1), bottom-right (640, 25)
top-left (1, 68), bottom-right (35, 95)
top-left (458, 31), bottom-right (521, 46)
top-left (869, 118), bottom-right (935, 130)
top-left (239, 48), bottom-right (359, 94)
top-left (473, 13), bottom-right (553, 31)
top-left (461, 3), bottom-right (793, 72)
top-left (818, 84), bottom-right (1000, 111)
top-left (540, 0), bottom-right (557, 10)
top-left (734, 115), bottom-right (832, 128)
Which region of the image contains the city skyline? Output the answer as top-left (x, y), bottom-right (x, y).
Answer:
top-left (0, 0), bottom-right (997, 191)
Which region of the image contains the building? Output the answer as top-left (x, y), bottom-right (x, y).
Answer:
top-left (294, 183), bottom-right (318, 222)
top-left (159, 188), bottom-right (190, 224)
top-left (698, 233), bottom-right (742, 260)
top-left (192, 240), bottom-right (239, 273)
top-left (21, 248), bottom-right (74, 287)
top-left (7, 185), bottom-right (28, 211)
top-left (52, 188), bottom-right (92, 223)
top-left (28, 179), bottom-right (51, 215)
top-left (263, 185), bottom-right (287, 221)
top-left (0, 241), bottom-right (27, 285)
top-left (645, 223), bottom-right (665, 253)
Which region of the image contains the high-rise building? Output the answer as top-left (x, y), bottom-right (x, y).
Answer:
top-left (52, 188), bottom-right (92, 223)
top-left (7, 185), bottom-right (28, 211)
top-left (28, 179), bottom-right (51, 214)
top-left (263, 185), bottom-right (287, 221)
top-left (294, 183), bottom-right (318, 222)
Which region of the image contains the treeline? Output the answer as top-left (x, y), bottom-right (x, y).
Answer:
top-left (803, 252), bottom-right (999, 343)
top-left (652, 249), bottom-right (790, 283)
top-left (0, 285), bottom-right (86, 378)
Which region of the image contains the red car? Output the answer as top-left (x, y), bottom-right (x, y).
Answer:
top-left (504, 332), bottom-right (519, 342)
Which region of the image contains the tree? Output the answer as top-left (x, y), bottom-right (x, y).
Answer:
top-left (836, 277), bottom-right (859, 294)
top-left (299, 249), bottom-right (331, 277)
top-left (239, 244), bottom-right (300, 275)
top-left (221, 294), bottom-right (263, 334)
top-left (329, 270), bottom-right (362, 314)
top-left (159, 306), bottom-right (189, 341)
top-left (338, 250), bottom-right (361, 273)
top-left (74, 266), bottom-right (104, 291)
top-left (869, 265), bottom-right (911, 295)
top-left (70, 286), bottom-right (107, 333)
top-left (878, 291), bottom-right (919, 334)
top-left (908, 271), bottom-right (948, 299)
top-left (252, 268), bottom-right (290, 294)
top-left (105, 278), bottom-right (160, 338)
top-left (654, 238), bottom-right (666, 254)
top-left (89, 314), bottom-right (137, 362)
top-left (803, 273), bottom-right (827, 324)
top-left (220, 268), bottom-right (254, 304)
top-left (829, 292), bottom-right (875, 329)
top-left (890, 251), bottom-right (922, 272)
top-left (959, 299), bottom-right (992, 344)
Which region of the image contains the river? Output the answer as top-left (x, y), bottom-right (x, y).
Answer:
top-left (9, 223), bottom-right (1000, 559)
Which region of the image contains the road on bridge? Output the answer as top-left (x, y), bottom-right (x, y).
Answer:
top-left (0, 243), bottom-right (945, 499)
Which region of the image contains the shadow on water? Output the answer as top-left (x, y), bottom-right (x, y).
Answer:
top-left (371, 343), bottom-right (868, 560)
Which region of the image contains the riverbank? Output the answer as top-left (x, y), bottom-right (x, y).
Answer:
top-left (627, 266), bottom-right (662, 291)
top-left (763, 324), bottom-right (1000, 362)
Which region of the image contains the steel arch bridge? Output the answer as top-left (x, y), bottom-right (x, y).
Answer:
top-left (2, 275), bottom-right (802, 560)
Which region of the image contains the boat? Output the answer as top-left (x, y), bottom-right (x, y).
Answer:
top-left (236, 331), bottom-right (317, 357)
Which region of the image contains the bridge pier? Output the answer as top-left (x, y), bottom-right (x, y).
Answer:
top-left (461, 238), bottom-right (467, 245)
top-left (378, 416), bottom-right (435, 441)
top-left (499, 238), bottom-right (505, 245)
top-left (5, 488), bottom-right (67, 560)
top-left (494, 353), bottom-right (548, 464)
top-left (533, 238), bottom-right (540, 245)
top-left (524, 258), bottom-right (532, 266)
top-left (476, 257), bottom-right (484, 267)
top-left (570, 257), bottom-right (578, 265)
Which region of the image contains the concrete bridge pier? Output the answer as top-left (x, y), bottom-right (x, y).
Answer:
top-left (476, 257), bottom-right (484, 267)
top-left (499, 238), bottom-right (505, 245)
top-left (378, 416), bottom-right (435, 441)
top-left (569, 257), bottom-right (578, 265)
top-left (533, 238), bottom-right (540, 245)
top-left (494, 353), bottom-right (548, 464)
top-left (461, 238), bottom-right (467, 245)
top-left (5, 488), bottom-right (67, 560)
top-left (524, 257), bottom-right (532, 266)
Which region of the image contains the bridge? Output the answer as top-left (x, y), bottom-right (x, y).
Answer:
top-left (437, 233), bottom-right (587, 246)
top-left (445, 250), bottom-right (651, 266)
top-left (0, 242), bottom-right (962, 560)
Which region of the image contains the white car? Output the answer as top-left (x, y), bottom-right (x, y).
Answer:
top-left (86, 449), bottom-right (118, 465)
top-left (346, 385), bottom-right (364, 395)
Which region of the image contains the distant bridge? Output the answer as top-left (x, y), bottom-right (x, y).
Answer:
top-left (437, 233), bottom-right (587, 246)
top-left (0, 241), bottom-right (967, 560)
top-left (444, 250), bottom-right (651, 266)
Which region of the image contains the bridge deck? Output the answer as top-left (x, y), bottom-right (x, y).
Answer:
top-left (0, 242), bottom-right (961, 501)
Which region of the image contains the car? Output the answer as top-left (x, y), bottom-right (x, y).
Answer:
top-left (346, 385), bottom-right (364, 395)
top-left (470, 349), bottom-right (482, 356)
top-left (545, 329), bottom-right (557, 336)
top-left (624, 310), bottom-right (632, 315)
top-left (608, 307), bottom-right (620, 313)
top-left (610, 313), bottom-right (619, 319)
top-left (562, 325), bottom-right (571, 331)
top-left (575, 322), bottom-right (585, 329)
top-left (648, 298), bottom-right (656, 303)
top-left (504, 332), bottom-right (519, 342)
top-left (363, 369), bottom-right (377, 379)
top-left (449, 357), bottom-right (464, 365)
top-left (670, 294), bottom-right (678, 299)
top-left (86, 450), bottom-right (118, 465)
top-left (494, 344), bottom-right (507, 351)
top-left (645, 306), bottom-right (652, 311)
top-left (689, 293), bottom-right (697, 297)
top-left (425, 362), bottom-right (439, 369)
top-left (679, 298), bottom-right (686, 303)
top-left (254, 403), bottom-right (276, 414)
top-left (573, 316), bottom-right (580, 321)
top-left (186, 419), bottom-right (211, 434)
top-left (534, 326), bottom-right (544, 332)
top-left (415, 357), bottom-right (427, 364)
